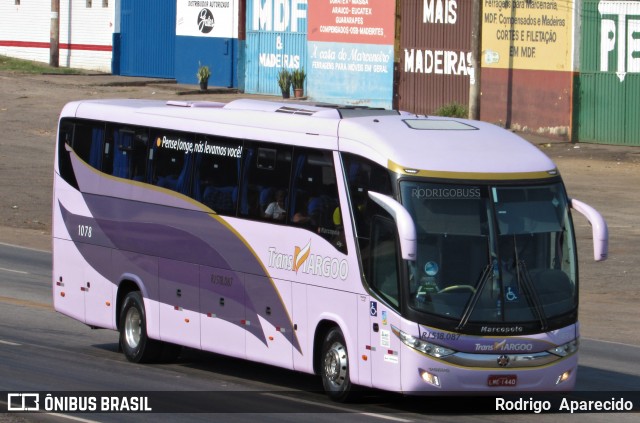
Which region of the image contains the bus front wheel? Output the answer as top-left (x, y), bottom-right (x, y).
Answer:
top-left (320, 327), bottom-right (352, 402)
top-left (119, 291), bottom-right (161, 363)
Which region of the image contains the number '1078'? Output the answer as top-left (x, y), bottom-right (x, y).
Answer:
top-left (78, 225), bottom-right (92, 238)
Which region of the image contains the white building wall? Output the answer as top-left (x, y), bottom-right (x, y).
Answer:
top-left (0, 1), bottom-right (115, 72)
top-left (0, 1), bottom-right (50, 62)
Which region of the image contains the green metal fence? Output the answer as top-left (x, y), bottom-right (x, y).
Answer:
top-left (575, 0), bottom-right (640, 145)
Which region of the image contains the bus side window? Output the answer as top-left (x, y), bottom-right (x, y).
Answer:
top-left (57, 119), bottom-right (78, 189)
top-left (342, 154), bottom-right (393, 236)
top-left (193, 135), bottom-right (242, 215)
top-left (72, 121), bottom-right (106, 171)
top-left (342, 153), bottom-right (394, 276)
top-left (240, 142), bottom-right (292, 221)
top-left (291, 148), bottom-right (346, 253)
top-left (110, 126), bottom-right (148, 181)
top-left (149, 130), bottom-right (193, 196)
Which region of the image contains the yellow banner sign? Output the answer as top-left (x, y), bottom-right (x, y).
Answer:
top-left (482, 0), bottom-right (573, 71)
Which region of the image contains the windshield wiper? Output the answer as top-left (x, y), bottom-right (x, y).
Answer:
top-left (515, 259), bottom-right (548, 331)
top-left (513, 240), bottom-right (548, 331)
top-left (456, 263), bottom-right (492, 331)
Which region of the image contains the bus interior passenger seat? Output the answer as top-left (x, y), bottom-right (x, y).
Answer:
top-left (203, 186), bottom-right (236, 214)
top-left (157, 176), bottom-right (178, 190)
top-left (309, 195), bottom-right (337, 227)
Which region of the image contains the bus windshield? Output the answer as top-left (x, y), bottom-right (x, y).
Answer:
top-left (399, 181), bottom-right (577, 330)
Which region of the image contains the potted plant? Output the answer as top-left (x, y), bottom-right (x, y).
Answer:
top-left (197, 62), bottom-right (211, 91)
top-left (291, 67), bottom-right (306, 98)
top-left (277, 68), bottom-right (291, 99)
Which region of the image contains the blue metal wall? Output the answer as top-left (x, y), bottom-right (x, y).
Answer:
top-left (119, 0), bottom-right (176, 78)
top-left (175, 37), bottom-right (238, 87)
top-left (245, 0), bottom-right (308, 95)
top-left (116, 0), bottom-right (239, 87)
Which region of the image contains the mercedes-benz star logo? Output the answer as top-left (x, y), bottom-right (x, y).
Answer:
top-left (497, 355), bottom-right (510, 367)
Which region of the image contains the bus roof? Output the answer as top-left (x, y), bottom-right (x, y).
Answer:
top-left (62, 98), bottom-right (558, 181)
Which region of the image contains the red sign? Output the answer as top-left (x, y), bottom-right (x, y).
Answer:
top-left (308, 0), bottom-right (396, 45)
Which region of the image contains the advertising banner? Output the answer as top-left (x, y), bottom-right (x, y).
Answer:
top-left (176, 0), bottom-right (238, 38)
top-left (307, 0), bottom-right (395, 45)
top-left (307, 0), bottom-right (396, 108)
top-left (482, 0), bottom-right (573, 71)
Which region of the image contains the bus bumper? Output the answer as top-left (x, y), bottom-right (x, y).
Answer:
top-left (400, 351), bottom-right (578, 393)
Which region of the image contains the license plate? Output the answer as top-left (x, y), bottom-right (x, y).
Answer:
top-left (488, 375), bottom-right (518, 387)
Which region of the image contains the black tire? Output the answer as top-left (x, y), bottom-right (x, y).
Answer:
top-left (320, 327), bottom-right (353, 402)
top-left (119, 291), bottom-right (161, 363)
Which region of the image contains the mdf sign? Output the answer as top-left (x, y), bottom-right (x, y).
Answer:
top-left (251, 0), bottom-right (308, 32)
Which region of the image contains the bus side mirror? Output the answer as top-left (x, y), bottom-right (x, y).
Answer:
top-left (368, 191), bottom-right (417, 261)
top-left (570, 198), bottom-right (608, 261)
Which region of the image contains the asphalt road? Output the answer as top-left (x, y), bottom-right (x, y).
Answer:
top-left (0, 243), bottom-right (639, 423)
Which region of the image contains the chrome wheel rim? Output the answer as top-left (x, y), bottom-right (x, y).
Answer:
top-left (124, 307), bottom-right (142, 349)
top-left (323, 341), bottom-right (347, 388)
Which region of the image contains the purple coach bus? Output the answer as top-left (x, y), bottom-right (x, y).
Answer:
top-left (53, 99), bottom-right (608, 400)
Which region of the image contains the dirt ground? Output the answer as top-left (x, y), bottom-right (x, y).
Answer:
top-left (1, 71), bottom-right (638, 346)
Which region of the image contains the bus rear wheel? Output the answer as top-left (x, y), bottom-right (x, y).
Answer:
top-left (119, 291), bottom-right (161, 363)
top-left (320, 327), bottom-right (352, 402)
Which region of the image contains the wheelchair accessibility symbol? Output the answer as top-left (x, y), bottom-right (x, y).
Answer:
top-left (505, 286), bottom-right (519, 302)
top-left (370, 301), bottom-right (377, 316)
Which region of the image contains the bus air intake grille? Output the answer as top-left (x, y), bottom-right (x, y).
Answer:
top-left (275, 106), bottom-right (315, 116)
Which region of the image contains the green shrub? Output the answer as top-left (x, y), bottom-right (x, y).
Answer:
top-left (277, 68), bottom-right (291, 92)
top-left (291, 67), bottom-right (306, 89)
top-left (434, 102), bottom-right (468, 118)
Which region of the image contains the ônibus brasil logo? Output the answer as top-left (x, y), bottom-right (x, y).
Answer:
top-left (267, 241), bottom-right (348, 280)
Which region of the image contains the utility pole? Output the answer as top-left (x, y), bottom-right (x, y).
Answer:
top-left (50, 0), bottom-right (60, 67)
top-left (469, 0), bottom-right (482, 120)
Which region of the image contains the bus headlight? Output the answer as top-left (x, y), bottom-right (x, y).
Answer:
top-left (391, 326), bottom-right (455, 358)
top-left (547, 339), bottom-right (579, 357)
